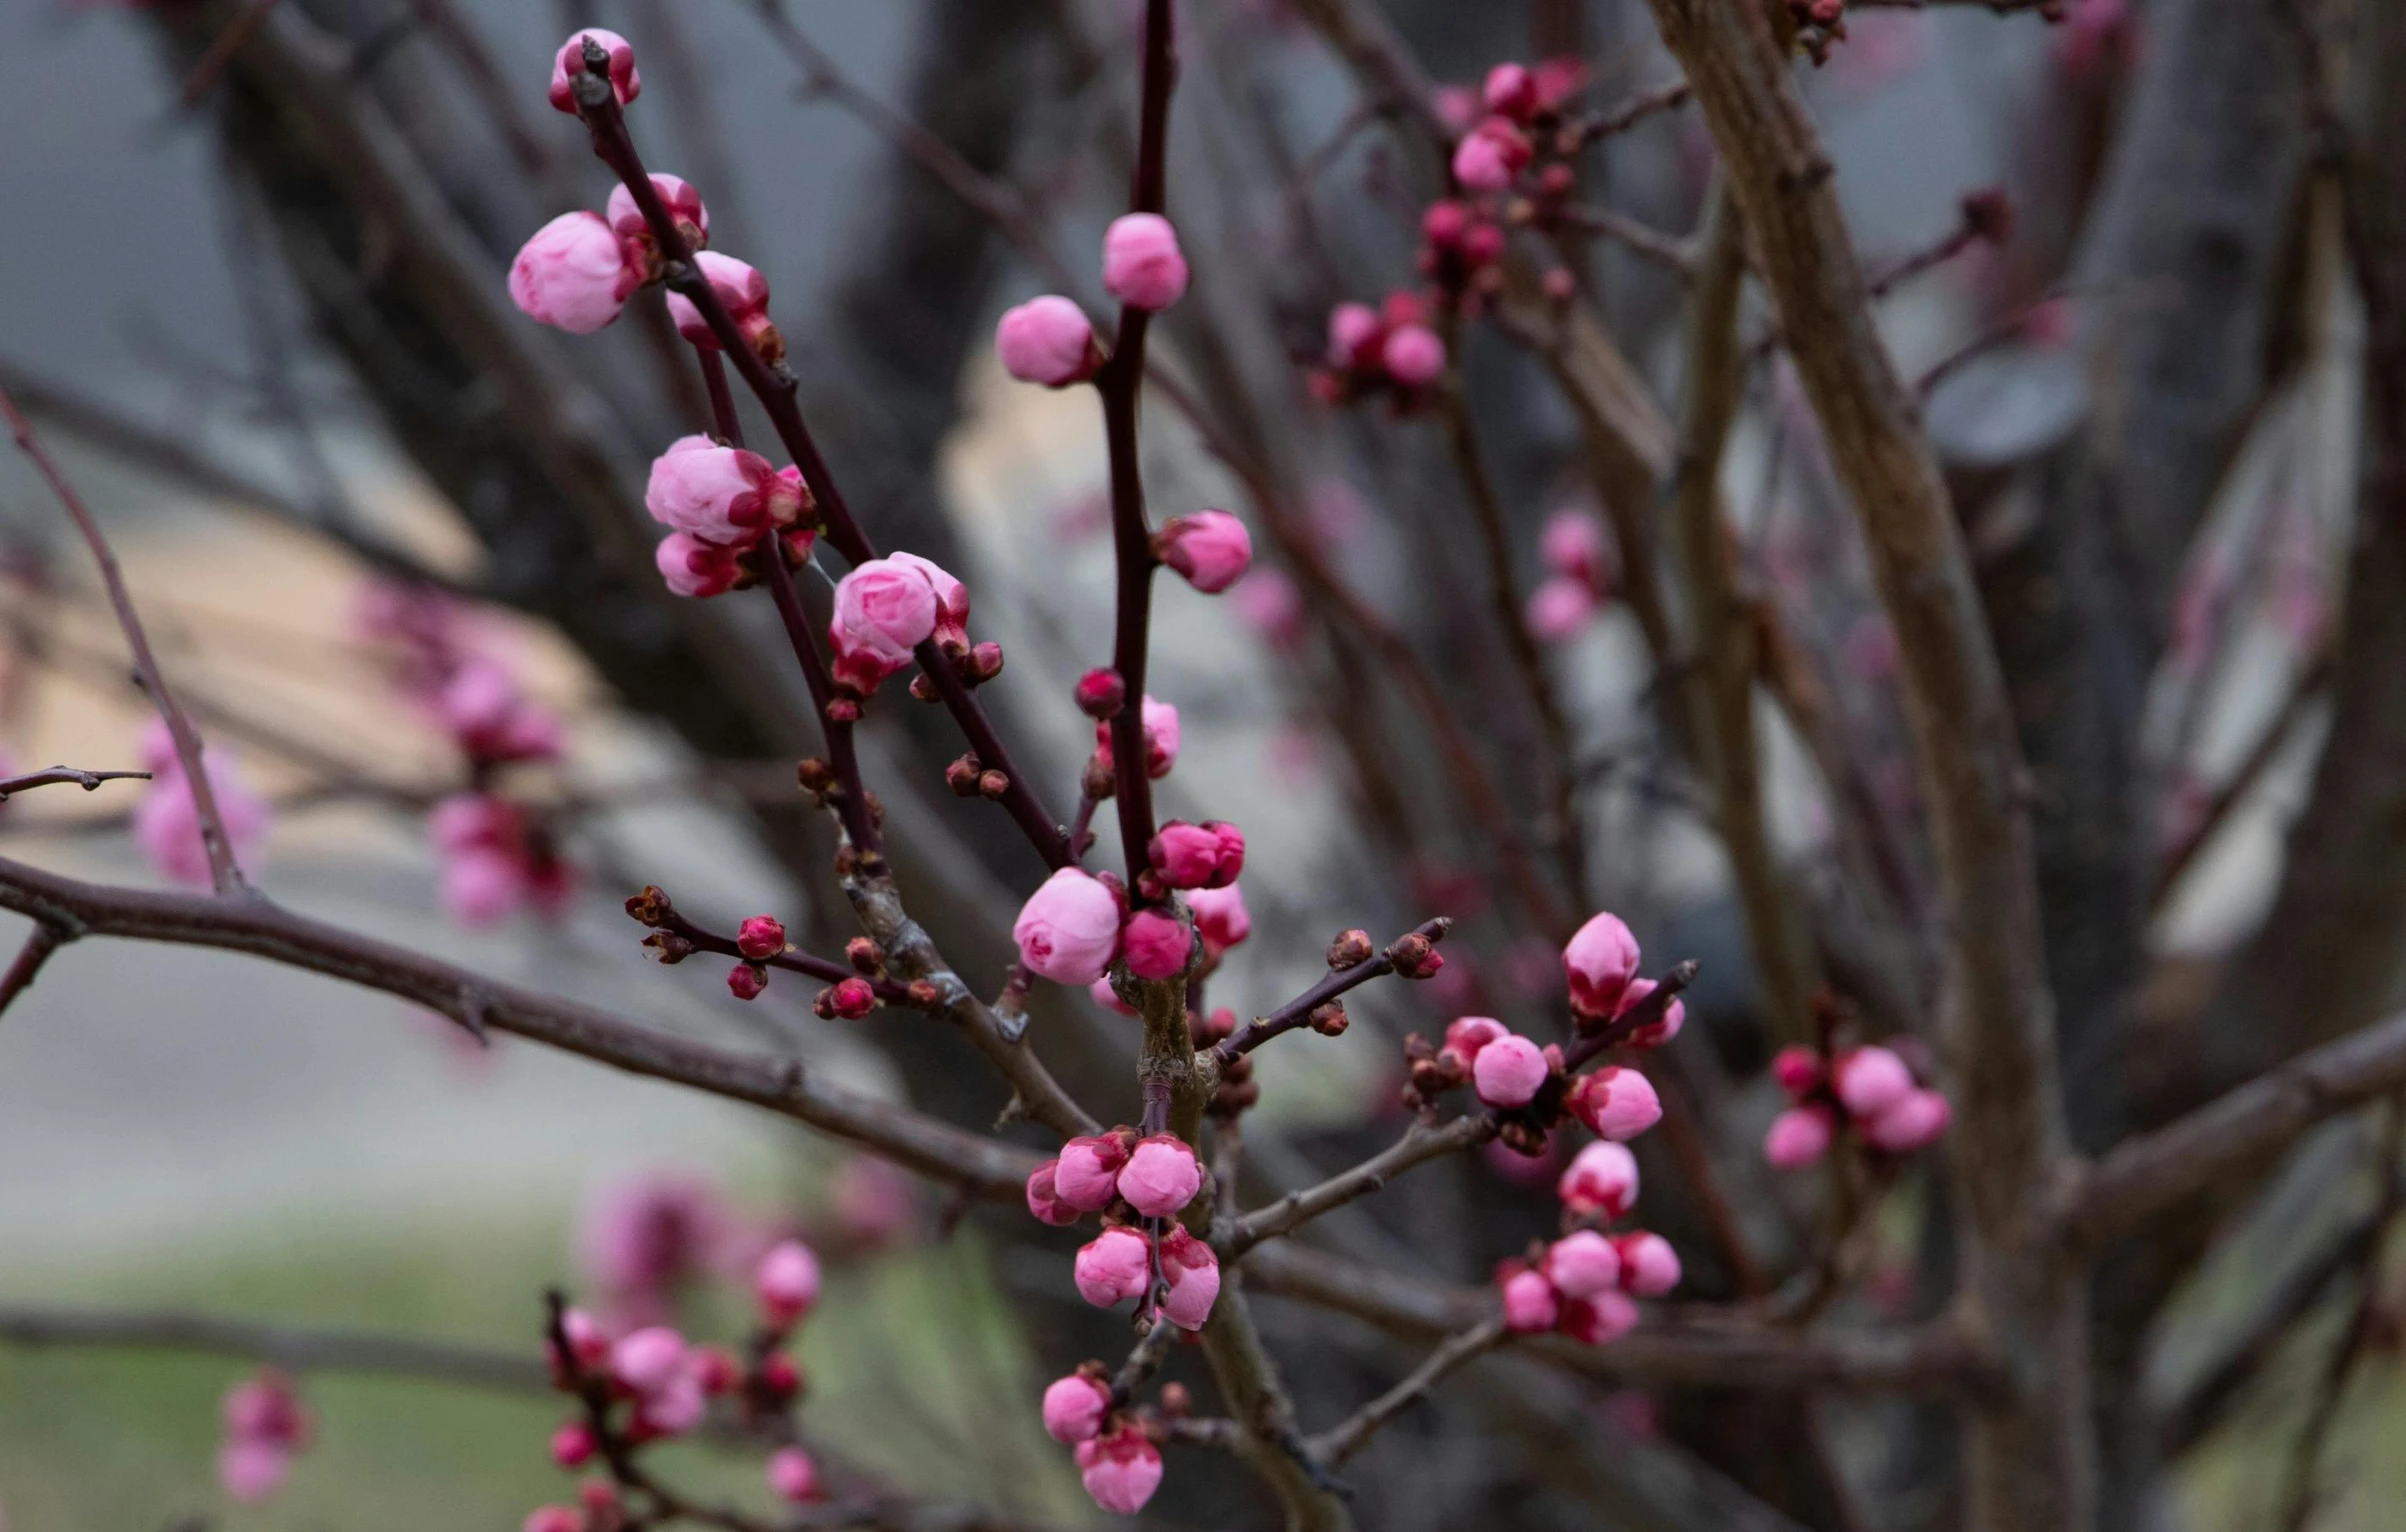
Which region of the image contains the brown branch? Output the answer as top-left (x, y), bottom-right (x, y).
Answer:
top-left (0, 767), bottom-right (151, 800)
top-left (0, 1304), bottom-right (547, 1393)
top-left (0, 852), bottom-right (1043, 1197)
top-left (1225, 1114), bottom-right (1495, 1258)
top-left (0, 384), bottom-right (248, 894)
top-left (0, 923), bottom-right (65, 1017)
top-left (1551, 204), bottom-right (1699, 274)
top-left (1211, 918), bottom-right (1450, 1063)
top-left (1308, 1316), bottom-right (1509, 1467)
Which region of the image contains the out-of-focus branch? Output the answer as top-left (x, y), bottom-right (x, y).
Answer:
top-left (0, 1305), bottom-right (547, 1393)
top-left (1226, 1115), bottom-right (1494, 1257)
top-left (0, 923), bottom-right (64, 1017)
top-left (0, 385), bottom-right (247, 895)
top-left (1212, 918), bottom-right (1449, 1063)
top-left (0, 853), bottom-right (1044, 1197)
top-left (1308, 1316), bottom-right (1509, 1467)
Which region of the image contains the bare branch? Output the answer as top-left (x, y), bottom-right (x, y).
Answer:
top-left (0, 767), bottom-right (150, 800)
top-left (1212, 918), bottom-right (1450, 1064)
top-left (0, 1304), bottom-right (546, 1393)
top-left (1309, 1316), bottom-right (1509, 1467)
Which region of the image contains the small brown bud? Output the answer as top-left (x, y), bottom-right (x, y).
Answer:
top-left (1409, 1058), bottom-right (1449, 1095)
top-left (908, 673), bottom-right (939, 703)
top-left (977, 769), bottom-right (1010, 800)
top-left (833, 843), bottom-right (860, 877)
top-left (1496, 1120), bottom-right (1549, 1157)
top-left (624, 885), bottom-right (672, 927)
top-left (967, 641), bottom-right (1005, 683)
top-left (1389, 933), bottom-right (1444, 980)
top-left (1402, 1032), bottom-right (1436, 1063)
top-left (1308, 1000), bottom-right (1350, 1037)
top-left (944, 754), bottom-right (983, 797)
top-left (1082, 753), bottom-right (1118, 800)
top-left (641, 930), bottom-right (695, 965)
top-left (1158, 1382), bottom-right (1192, 1418)
top-left (865, 790), bottom-right (885, 827)
top-left (846, 937), bottom-right (884, 975)
top-left (797, 758), bottom-right (835, 796)
top-left (905, 978), bottom-right (943, 1009)
top-left (824, 696), bottom-right (861, 724)
top-left (1327, 929), bottom-right (1375, 970)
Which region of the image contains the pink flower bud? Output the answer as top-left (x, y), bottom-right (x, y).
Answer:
top-left (1526, 575), bottom-right (1598, 641)
top-left (524, 1509), bottom-right (580, 1532)
top-left (550, 1422), bottom-right (596, 1468)
top-left (1558, 1290), bottom-right (1641, 1346)
top-left (636, 1373), bottom-right (706, 1436)
top-left (1026, 1160), bottom-right (1084, 1225)
top-left (1771, 1045), bottom-right (1824, 1098)
top-left (1186, 882), bottom-right (1252, 954)
top-left (829, 557), bottom-right (941, 690)
top-left (1540, 510), bottom-right (1607, 585)
top-left (645, 435), bottom-right (799, 544)
top-left (1832, 1046), bottom-right (1915, 1118)
top-left (1089, 975), bottom-right (1137, 1016)
top-left (1862, 1088), bottom-right (1951, 1152)
top-left (558, 1307), bottom-right (610, 1371)
top-left (509, 212), bottom-right (637, 334)
top-left (1043, 1372), bottom-right (1113, 1444)
top-left (1566, 1066), bottom-right (1663, 1141)
top-left (1764, 1105), bottom-right (1835, 1169)
top-left (1382, 323), bottom-right (1447, 386)
top-left (1232, 567), bottom-right (1305, 649)
top-left (824, 976), bottom-right (876, 1019)
top-left (727, 961), bottom-right (767, 1000)
top-left (1056, 1133), bottom-right (1132, 1212)
top-left (1075, 667), bottom-right (1127, 718)
top-left (997, 296), bottom-right (1099, 386)
top-left (889, 551), bottom-right (969, 648)
top-left (1543, 1230), bottom-right (1622, 1299)
top-left (1614, 1231), bottom-right (1682, 1297)
top-left (1158, 510), bottom-right (1254, 594)
top-left (1445, 1016), bottom-right (1508, 1062)
top-left (655, 532), bottom-right (743, 598)
top-left (1102, 212), bottom-right (1190, 311)
top-left (767, 1445), bottom-right (820, 1503)
top-left (736, 915), bottom-right (785, 959)
top-left (1076, 1422), bottom-right (1165, 1514)
top-left (1328, 301), bottom-right (1381, 365)
top-left (1147, 819), bottom-right (1245, 890)
top-left (753, 1239), bottom-right (821, 1324)
top-left (1482, 62), bottom-right (1540, 120)
top-left (1118, 1135), bottom-right (1202, 1218)
top-left (1122, 908), bottom-right (1192, 981)
top-left (1558, 1140), bottom-right (1639, 1218)
top-left (1616, 977), bottom-right (1686, 1048)
top-left (665, 251), bottom-right (772, 350)
top-left (1013, 868), bottom-right (1124, 986)
top-left (609, 1326), bottom-right (687, 1395)
top-left (1460, 220), bottom-right (1507, 267)
top-left (1472, 1033), bottom-right (1548, 1107)
top-left (1499, 1265), bottom-right (1560, 1333)
top-left (549, 28), bottom-right (640, 114)
top-left (219, 1440), bottom-right (294, 1503)
top-left (1094, 695), bottom-right (1184, 779)
top-left (1160, 1224), bottom-right (1222, 1330)
top-left (1563, 911), bottom-right (1641, 1019)
top-left (606, 174), bottom-right (708, 247)
top-left (441, 849), bottom-right (524, 928)
top-left (1452, 127), bottom-right (1522, 191)
top-left (1073, 1226), bottom-right (1153, 1307)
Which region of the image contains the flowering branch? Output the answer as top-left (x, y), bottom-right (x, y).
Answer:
top-left (1210, 918), bottom-right (1451, 1064)
top-left (0, 383), bottom-right (247, 894)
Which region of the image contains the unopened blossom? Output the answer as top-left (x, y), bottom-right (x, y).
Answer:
top-left (1444, 1015), bottom-right (1509, 1066)
top-left (1093, 695), bottom-right (1181, 778)
top-left (1832, 1046), bottom-right (1915, 1118)
top-left (1862, 1088), bottom-right (1952, 1152)
top-left (1482, 62), bottom-right (1539, 119)
top-left (609, 1326), bottom-right (688, 1395)
top-left (554, 1306), bottom-right (611, 1373)
top-left (1563, 911), bottom-right (1641, 1019)
top-left (1158, 510), bottom-right (1253, 594)
top-left (767, 1446), bottom-right (820, 1503)
top-left (1076, 1422), bottom-right (1165, 1514)
top-left (1231, 567), bottom-right (1306, 649)
top-left (219, 1369), bottom-right (308, 1504)
top-left (1764, 1105), bottom-right (1835, 1169)
top-left (828, 556), bottom-right (941, 692)
top-left (577, 1170), bottom-right (728, 1318)
top-left (1382, 323), bottom-right (1447, 386)
top-left (1055, 1133), bottom-right (1133, 1212)
top-left (832, 1156), bottom-right (914, 1248)
top-left (1073, 1226), bottom-right (1153, 1308)
top-left (1558, 1140), bottom-right (1640, 1218)
top-left (1043, 1372), bottom-right (1113, 1444)
top-left (655, 532), bottom-right (743, 598)
top-left (997, 296), bottom-right (1098, 386)
top-left (1615, 977), bottom-right (1685, 1048)
top-left (1526, 574), bottom-right (1598, 641)
top-left (606, 173), bottom-right (707, 249)
top-left (1025, 1160), bottom-right (1083, 1225)
top-left (1121, 908), bottom-right (1192, 981)
top-left (1118, 1135), bottom-right (1201, 1218)
top-left (753, 1238), bottom-right (821, 1325)
top-left (1013, 868), bottom-right (1123, 985)
top-left (1148, 819), bottom-right (1244, 890)
top-left (1543, 1230), bottom-right (1623, 1299)
top-left (1771, 1044), bottom-right (1824, 1097)
top-left (523, 1508), bottom-right (579, 1532)
top-left (1327, 301), bottom-right (1381, 365)
top-left (646, 435), bottom-right (801, 545)
top-left (889, 551), bottom-right (969, 649)
top-left (549, 27), bottom-right (639, 113)
top-left (549, 1422), bottom-right (596, 1469)
top-left (1452, 119), bottom-right (1530, 191)
top-left (1101, 213), bottom-right (1189, 311)
top-left (1499, 1265), bottom-right (1560, 1333)
top-left (665, 251), bottom-right (774, 351)
top-left (1558, 1290), bottom-right (1641, 1346)
top-left (509, 212), bottom-right (637, 334)
top-left (1615, 1231), bottom-right (1682, 1297)
top-left (1566, 1066), bottom-right (1662, 1141)
top-left (1159, 1225), bottom-right (1221, 1330)
top-left (1472, 1033), bottom-right (1549, 1108)
top-left (1540, 510), bottom-right (1609, 588)
top-left (1187, 882), bottom-right (1252, 955)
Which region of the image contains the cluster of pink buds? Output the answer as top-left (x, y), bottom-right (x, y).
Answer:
top-left (1154, 509), bottom-right (1254, 595)
top-left (510, 158), bottom-right (711, 337)
top-left (575, 1169), bottom-right (734, 1326)
top-left (992, 211), bottom-right (1190, 388)
top-left (218, 1368), bottom-right (311, 1503)
top-left (1040, 1366), bottom-right (1179, 1514)
top-left (1082, 690), bottom-right (1181, 791)
top-left (1310, 292), bottom-right (1448, 408)
top-left (1526, 510), bottom-right (1616, 642)
top-left (646, 435), bottom-right (818, 603)
top-left (1013, 863), bottom-right (1209, 986)
top-left (1027, 1131), bottom-right (1220, 1326)
top-left (431, 792), bottom-right (574, 926)
top-left (1763, 1039), bottom-right (1951, 1168)
top-left (828, 553), bottom-right (998, 710)
top-left (1497, 1166), bottom-right (1683, 1347)
top-left (130, 716), bottom-right (271, 888)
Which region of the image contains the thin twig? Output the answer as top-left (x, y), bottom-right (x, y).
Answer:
top-left (1309, 1316), bottom-right (1510, 1466)
top-left (0, 923), bottom-right (65, 1017)
top-left (0, 767), bottom-right (150, 801)
top-left (0, 1304), bottom-right (546, 1393)
top-left (1213, 918), bottom-right (1451, 1063)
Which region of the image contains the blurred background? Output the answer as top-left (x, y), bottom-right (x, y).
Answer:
top-left (0, 1), bottom-right (2391, 1529)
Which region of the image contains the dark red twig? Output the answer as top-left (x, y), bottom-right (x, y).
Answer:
top-left (0, 767), bottom-right (151, 800)
top-left (1213, 918), bottom-right (1452, 1063)
top-left (0, 923), bottom-right (64, 1017)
